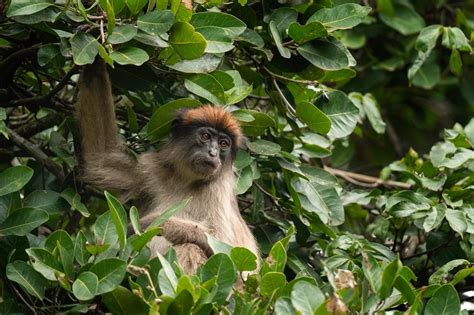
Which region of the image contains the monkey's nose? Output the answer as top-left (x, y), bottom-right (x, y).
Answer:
top-left (209, 149), bottom-right (218, 157)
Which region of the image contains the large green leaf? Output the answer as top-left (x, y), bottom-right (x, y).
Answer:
top-left (90, 258), bottom-right (127, 295)
top-left (307, 3), bottom-right (371, 31)
top-left (316, 91), bottom-right (359, 139)
top-left (424, 285), bottom-right (460, 315)
top-left (297, 39), bottom-right (350, 70)
top-left (0, 208), bottom-right (49, 236)
top-left (7, 0), bottom-right (54, 17)
top-left (191, 12), bottom-right (246, 37)
top-left (105, 191), bottom-right (128, 250)
top-left (102, 286), bottom-right (149, 315)
top-left (125, 0), bottom-right (147, 15)
top-left (290, 281), bottom-right (324, 315)
top-left (0, 166), bottom-right (33, 197)
top-left (288, 22), bottom-right (327, 44)
top-left (111, 47), bottom-right (149, 66)
top-left (296, 101), bottom-right (331, 135)
top-left (169, 22), bottom-right (207, 60)
top-left (379, 0), bottom-right (425, 35)
top-left (73, 272), bottom-right (99, 301)
top-left (147, 98), bottom-right (201, 141)
top-left (6, 261), bottom-right (48, 299)
top-left (442, 27), bottom-right (472, 52)
top-left (137, 10), bottom-right (174, 36)
top-left (260, 272), bottom-right (287, 297)
top-left (200, 254), bottom-right (237, 304)
top-left (108, 25), bottom-right (137, 44)
top-left (70, 32), bottom-right (100, 65)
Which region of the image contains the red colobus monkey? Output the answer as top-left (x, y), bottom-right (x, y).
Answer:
top-left (77, 60), bottom-right (259, 273)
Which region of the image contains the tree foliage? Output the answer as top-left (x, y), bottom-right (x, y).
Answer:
top-left (1, 0), bottom-right (474, 313)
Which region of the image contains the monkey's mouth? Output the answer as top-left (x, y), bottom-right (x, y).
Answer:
top-left (193, 157), bottom-right (219, 174)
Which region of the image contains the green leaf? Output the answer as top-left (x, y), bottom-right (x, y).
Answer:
top-left (239, 110), bottom-right (276, 136)
top-left (247, 140), bottom-right (281, 156)
top-left (37, 44), bottom-right (62, 67)
top-left (191, 12), bottom-right (246, 37)
top-left (269, 20), bottom-right (291, 59)
top-left (102, 286), bottom-right (149, 315)
top-left (206, 234), bottom-right (233, 255)
top-left (445, 209), bottom-right (468, 235)
top-left (288, 22), bottom-right (327, 44)
top-left (73, 272), bottom-right (99, 301)
top-left (108, 25), bottom-right (137, 44)
top-left (105, 191), bottom-right (128, 250)
top-left (24, 190), bottom-right (65, 215)
top-left (429, 259), bottom-right (469, 285)
top-left (379, 258), bottom-right (402, 299)
top-left (6, 0), bottom-right (54, 17)
top-left (296, 101), bottom-right (331, 135)
top-left (362, 253), bottom-right (383, 294)
top-left (75, 231), bottom-right (90, 266)
top-left (442, 27), bottom-right (472, 52)
top-left (6, 261), bottom-right (47, 299)
top-left (196, 27), bottom-right (234, 54)
top-left (297, 39), bottom-right (350, 71)
top-left (379, 0), bottom-right (425, 35)
top-left (167, 290), bottom-right (194, 315)
top-left (167, 54), bottom-right (221, 73)
top-left (362, 93), bottom-right (386, 134)
top-left (184, 73), bottom-right (226, 104)
top-left (316, 91), bottom-right (359, 139)
top-left (235, 166), bottom-right (253, 195)
top-left (61, 188), bottom-right (90, 217)
top-left (111, 47), bottom-right (149, 66)
top-left (449, 49), bottom-right (462, 76)
top-left (424, 285), bottom-right (460, 315)
top-left (137, 10), bottom-right (175, 36)
top-left (90, 258), bottom-right (127, 295)
top-left (147, 98), bottom-right (201, 141)
top-left (146, 198), bottom-right (191, 230)
top-left (130, 227), bottom-right (161, 252)
top-left (275, 297), bottom-right (296, 315)
top-left (0, 208), bottom-right (48, 236)
top-left (260, 272), bottom-right (287, 297)
top-left (70, 32), bottom-right (100, 65)
top-left (0, 166), bottom-right (33, 197)
top-left (157, 253), bottom-right (178, 296)
top-left (169, 22), bottom-right (207, 60)
top-left (94, 211), bottom-right (118, 245)
top-left (230, 247), bottom-right (258, 272)
top-left (307, 3), bottom-right (371, 31)
top-left (26, 247), bottom-right (63, 276)
top-left (412, 62), bottom-right (440, 89)
top-left (125, 0), bottom-right (147, 15)
top-left (291, 281), bottom-right (324, 315)
top-left (129, 206), bottom-right (140, 234)
top-left (291, 178), bottom-right (344, 225)
top-left (200, 254), bottom-right (237, 304)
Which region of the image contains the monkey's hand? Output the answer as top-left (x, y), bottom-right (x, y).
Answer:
top-left (161, 218), bottom-right (214, 257)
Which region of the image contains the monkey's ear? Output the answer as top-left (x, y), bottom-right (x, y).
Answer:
top-left (170, 109), bottom-right (187, 137)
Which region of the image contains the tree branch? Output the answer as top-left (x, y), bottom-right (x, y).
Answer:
top-left (7, 127), bottom-right (65, 182)
top-left (1, 66), bottom-right (77, 110)
top-left (324, 166), bottom-right (413, 189)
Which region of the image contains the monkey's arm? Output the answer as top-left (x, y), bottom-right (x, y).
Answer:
top-left (77, 60), bottom-right (141, 195)
top-left (141, 215), bottom-right (213, 257)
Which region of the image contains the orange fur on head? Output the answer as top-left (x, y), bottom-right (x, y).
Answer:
top-left (181, 105), bottom-right (242, 147)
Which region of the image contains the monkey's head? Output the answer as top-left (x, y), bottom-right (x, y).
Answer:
top-left (169, 105), bottom-right (242, 180)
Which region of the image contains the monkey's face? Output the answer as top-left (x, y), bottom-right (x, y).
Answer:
top-left (183, 126), bottom-right (233, 178)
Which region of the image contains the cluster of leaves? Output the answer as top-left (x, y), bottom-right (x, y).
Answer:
top-left (1, 0), bottom-right (474, 313)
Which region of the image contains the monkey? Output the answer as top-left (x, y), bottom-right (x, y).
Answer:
top-left (76, 59), bottom-right (259, 273)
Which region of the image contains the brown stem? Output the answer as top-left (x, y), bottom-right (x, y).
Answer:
top-left (324, 166), bottom-right (413, 189)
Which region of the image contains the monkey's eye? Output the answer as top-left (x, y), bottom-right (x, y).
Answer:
top-left (200, 132), bottom-right (211, 141)
top-left (219, 139), bottom-right (230, 149)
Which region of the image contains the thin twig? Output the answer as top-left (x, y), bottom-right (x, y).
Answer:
top-left (10, 283), bottom-right (38, 315)
top-left (100, 19), bottom-right (105, 44)
top-left (324, 166), bottom-right (412, 189)
top-left (271, 78), bottom-right (297, 117)
top-left (2, 66), bottom-right (77, 109)
top-left (7, 127), bottom-right (65, 182)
